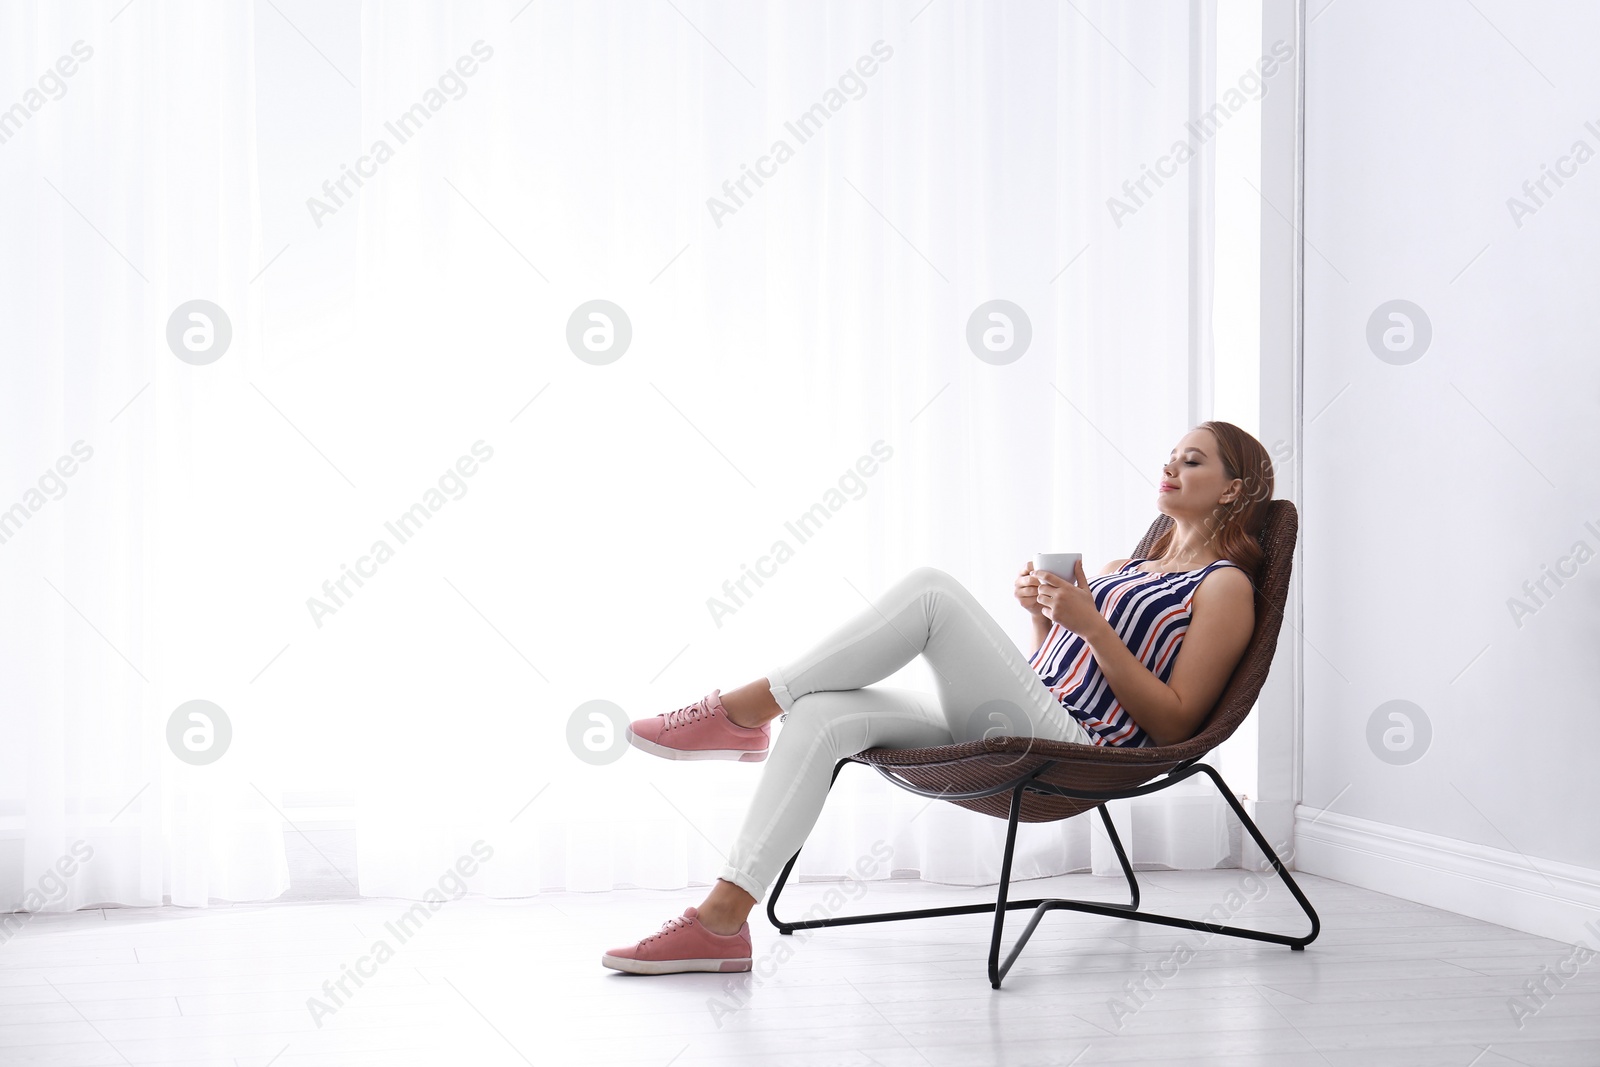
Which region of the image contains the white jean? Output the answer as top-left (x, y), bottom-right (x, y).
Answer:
top-left (716, 566), bottom-right (1094, 902)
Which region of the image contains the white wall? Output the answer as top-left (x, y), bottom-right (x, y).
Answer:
top-left (1295, 0), bottom-right (1600, 940)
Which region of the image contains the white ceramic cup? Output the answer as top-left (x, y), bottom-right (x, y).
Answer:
top-left (1034, 552), bottom-right (1083, 586)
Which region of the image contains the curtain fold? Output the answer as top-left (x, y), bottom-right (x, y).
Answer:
top-left (2, 0), bottom-right (288, 910)
top-left (2, 0), bottom-right (1231, 913)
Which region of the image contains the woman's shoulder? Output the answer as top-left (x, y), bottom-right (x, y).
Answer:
top-left (1193, 560), bottom-right (1255, 605)
top-left (1098, 557), bottom-right (1135, 576)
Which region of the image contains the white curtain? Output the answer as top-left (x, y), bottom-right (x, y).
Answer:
top-left (1, 0), bottom-right (1235, 913)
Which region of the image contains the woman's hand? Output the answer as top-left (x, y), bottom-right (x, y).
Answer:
top-left (1034, 560), bottom-right (1103, 635)
top-left (1013, 561), bottom-right (1046, 618)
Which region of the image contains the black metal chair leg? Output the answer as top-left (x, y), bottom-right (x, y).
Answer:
top-left (1002, 764), bottom-right (1319, 952)
top-left (986, 780), bottom-right (1028, 988)
top-left (1095, 802), bottom-right (1140, 910)
top-left (1193, 762), bottom-right (1322, 948)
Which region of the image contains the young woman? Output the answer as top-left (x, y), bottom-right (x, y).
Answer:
top-left (601, 421), bottom-right (1272, 975)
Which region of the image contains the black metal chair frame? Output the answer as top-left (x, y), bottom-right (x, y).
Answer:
top-left (765, 754), bottom-right (1321, 989)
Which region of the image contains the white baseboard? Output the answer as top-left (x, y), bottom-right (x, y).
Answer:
top-left (1293, 804), bottom-right (1600, 944)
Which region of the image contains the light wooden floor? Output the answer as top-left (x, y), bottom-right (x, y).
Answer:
top-left (3, 870), bottom-right (1598, 1066)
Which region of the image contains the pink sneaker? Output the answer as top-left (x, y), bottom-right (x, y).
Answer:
top-left (601, 906), bottom-right (753, 974)
top-left (626, 689), bottom-right (771, 762)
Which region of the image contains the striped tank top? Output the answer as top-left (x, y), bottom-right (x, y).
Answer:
top-left (1027, 557), bottom-right (1240, 748)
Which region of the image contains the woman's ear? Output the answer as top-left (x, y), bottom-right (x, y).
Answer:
top-left (1220, 478), bottom-right (1243, 505)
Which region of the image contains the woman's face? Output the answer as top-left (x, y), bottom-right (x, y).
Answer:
top-left (1156, 428), bottom-right (1240, 519)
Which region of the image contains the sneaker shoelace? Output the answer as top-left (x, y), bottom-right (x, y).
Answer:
top-left (661, 698), bottom-right (712, 732)
top-left (639, 915), bottom-right (692, 946)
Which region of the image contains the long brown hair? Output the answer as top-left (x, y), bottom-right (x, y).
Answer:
top-left (1148, 421), bottom-right (1274, 578)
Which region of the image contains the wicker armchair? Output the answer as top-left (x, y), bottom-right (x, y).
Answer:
top-left (764, 499), bottom-right (1318, 988)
